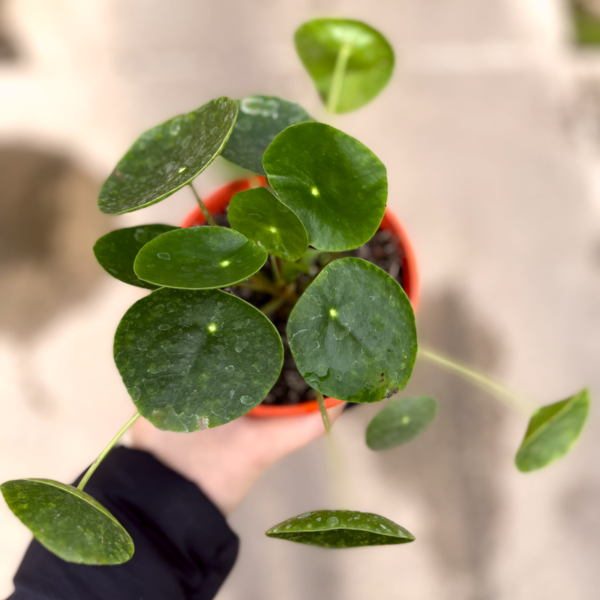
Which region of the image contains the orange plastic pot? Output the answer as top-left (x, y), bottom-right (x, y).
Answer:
top-left (182, 177), bottom-right (420, 418)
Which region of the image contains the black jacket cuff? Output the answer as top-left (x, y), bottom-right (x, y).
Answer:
top-left (8, 446), bottom-right (239, 600)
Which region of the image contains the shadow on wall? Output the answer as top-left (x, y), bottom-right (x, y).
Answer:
top-left (373, 289), bottom-right (505, 600)
top-left (0, 144), bottom-right (108, 340)
top-left (0, 0), bottom-right (18, 61)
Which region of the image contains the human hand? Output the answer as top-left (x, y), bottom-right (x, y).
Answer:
top-left (130, 405), bottom-right (344, 515)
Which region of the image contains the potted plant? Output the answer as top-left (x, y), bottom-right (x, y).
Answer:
top-left (1, 17), bottom-right (590, 565)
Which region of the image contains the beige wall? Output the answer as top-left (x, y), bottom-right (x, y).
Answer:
top-left (1, 1), bottom-right (599, 598)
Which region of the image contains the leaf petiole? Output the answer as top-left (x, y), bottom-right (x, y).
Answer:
top-left (260, 296), bottom-right (287, 317)
top-left (315, 391), bottom-right (331, 433)
top-left (77, 413), bottom-right (141, 492)
top-left (418, 348), bottom-right (531, 416)
top-left (327, 42), bottom-right (352, 114)
top-left (270, 255), bottom-right (282, 284)
top-left (188, 183), bottom-right (217, 226)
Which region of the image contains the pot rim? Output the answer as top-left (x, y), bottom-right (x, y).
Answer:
top-left (182, 176), bottom-right (420, 418)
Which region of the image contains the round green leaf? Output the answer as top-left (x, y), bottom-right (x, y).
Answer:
top-left (134, 226), bottom-right (267, 290)
top-left (266, 510), bottom-right (414, 548)
top-left (228, 187), bottom-right (308, 261)
top-left (114, 288), bottom-right (283, 431)
top-left (93, 224), bottom-right (178, 289)
top-left (263, 122), bottom-right (387, 252)
top-left (98, 97), bottom-right (238, 215)
top-left (287, 258), bottom-right (417, 403)
top-left (366, 396), bottom-right (438, 450)
top-left (221, 96), bottom-right (314, 176)
top-left (295, 19), bottom-right (394, 114)
top-left (515, 389), bottom-right (590, 472)
top-left (1, 479), bottom-right (133, 565)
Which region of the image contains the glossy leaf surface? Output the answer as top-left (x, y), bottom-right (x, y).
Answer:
top-left (98, 98), bottom-right (238, 214)
top-left (228, 187), bottom-right (308, 261)
top-left (515, 389), bottom-right (590, 472)
top-left (263, 122), bottom-right (387, 251)
top-left (1, 479), bottom-right (133, 565)
top-left (295, 19), bottom-right (394, 113)
top-left (114, 288), bottom-right (283, 431)
top-left (266, 510), bottom-right (414, 548)
top-left (134, 226), bottom-right (267, 290)
top-left (93, 224), bottom-right (178, 289)
top-left (366, 396), bottom-right (438, 450)
top-left (288, 258), bottom-right (417, 403)
top-left (222, 96), bottom-right (314, 175)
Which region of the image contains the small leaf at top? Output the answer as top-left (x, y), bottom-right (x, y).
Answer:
top-left (221, 96), bottom-right (314, 176)
top-left (366, 396), bottom-right (438, 451)
top-left (1, 479), bottom-right (133, 565)
top-left (515, 389), bottom-right (590, 472)
top-left (98, 97), bottom-right (238, 215)
top-left (134, 226), bottom-right (267, 290)
top-left (295, 19), bottom-right (394, 113)
top-left (114, 288), bottom-right (283, 431)
top-left (263, 122), bottom-right (387, 252)
top-left (228, 187), bottom-right (308, 261)
top-left (93, 224), bottom-right (178, 289)
top-left (266, 510), bottom-right (414, 548)
top-left (287, 258), bottom-right (417, 403)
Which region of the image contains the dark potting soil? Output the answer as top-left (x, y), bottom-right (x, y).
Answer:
top-left (210, 211), bottom-right (405, 405)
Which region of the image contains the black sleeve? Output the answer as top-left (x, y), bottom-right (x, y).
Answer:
top-left (7, 447), bottom-right (239, 600)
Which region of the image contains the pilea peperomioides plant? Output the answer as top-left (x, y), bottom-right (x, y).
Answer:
top-left (1, 18), bottom-right (591, 566)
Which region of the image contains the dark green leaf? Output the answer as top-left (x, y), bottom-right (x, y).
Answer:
top-left (366, 396), bottom-right (438, 450)
top-left (515, 389), bottom-right (590, 472)
top-left (93, 225), bottom-right (178, 289)
top-left (134, 226), bottom-right (267, 290)
top-left (263, 122), bottom-right (387, 251)
top-left (266, 510), bottom-right (414, 548)
top-left (98, 97), bottom-right (238, 215)
top-left (288, 258), bottom-right (417, 403)
top-left (1, 479), bottom-right (133, 565)
top-left (114, 288), bottom-right (283, 431)
top-left (295, 19), bottom-right (394, 113)
top-left (228, 187), bottom-right (308, 261)
top-left (222, 96), bottom-right (314, 175)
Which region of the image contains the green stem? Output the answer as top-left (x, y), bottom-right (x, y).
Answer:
top-left (77, 413), bottom-right (141, 491)
top-left (259, 295), bottom-right (287, 317)
top-left (327, 42), bottom-right (352, 114)
top-left (249, 275), bottom-right (280, 295)
top-left (315, 391), bottom-right (331, 433)
top-left (250, 272), bottom-right (279, 293)
top-left (418, 348), bottom-right (530, 416)
top-left (188, 183), bottom-right (217, 226)
top-left (270, 255), bottom-right (281, 284)
top-left (235, 281), bottom-right (274, 294)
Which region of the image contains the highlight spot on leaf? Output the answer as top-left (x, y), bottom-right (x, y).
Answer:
top-left (134, 227), bottom-right (267, 290)
top-left (114, 288), bottom-right (283, 431)
top-left (99, 97), bottom-right (238, 214)
top-left (288, 258), bottom-right (416, 403)
top-left (263, 123), bottom-right (387, 252)
top-left (228, 187), bottom-right (308, 261)
top-left (366, 396), bottom-right (438, 450)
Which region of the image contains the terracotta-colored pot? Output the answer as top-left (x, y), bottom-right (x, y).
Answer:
top-left (182, 177), bottom-right (420, 417)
